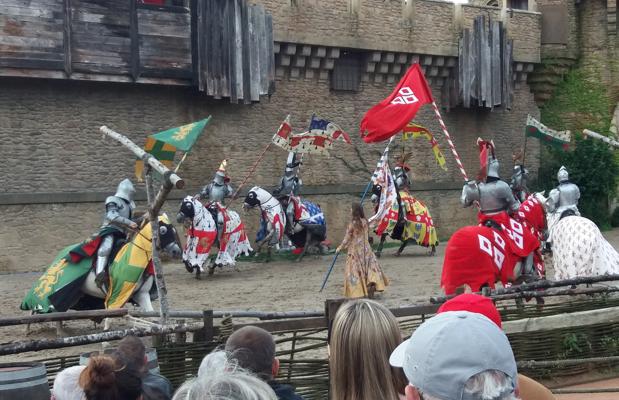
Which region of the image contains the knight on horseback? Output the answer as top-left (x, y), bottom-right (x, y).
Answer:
top-left (461, 139), bottom-right (538, 278)
top-left (95, 179), bottom-right (138, 289)
top-left (510, 150), bottom-right (530, 203)
top-left (274, 151), bottom-right (302, 197)
top-left (200, 160), bottom-right (234, 205)
top-left (545, 166), bottom-right (580, 248)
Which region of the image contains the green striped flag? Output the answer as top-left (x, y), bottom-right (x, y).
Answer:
top-left (525, 115), bottom-right (571, 150)
top-left (150, 117), bottom-right (211, 152)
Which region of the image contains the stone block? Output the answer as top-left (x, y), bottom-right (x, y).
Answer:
top-left (370, 51), bottom-right (382, 62)
top-left (275, 66), bottom-right (286, 77)
top-left (383, 52), bottom-right (395, 63)
top-left (319, 70), bottom-right (329, 80)
top-left (378, 63), bottom-right (390, 74)
top-left (279, 55), bottom-right (291, 67)
top-left (290, 67), bottom-right (301, 78)
top-left (390, 64), bottom-right (402, 74)
top-left (422, 55), bottom-right (433, 65)
top-left (386, 74), bottom-right (396, 83)
top-left (309, 58), bottom-right (321, 69)
top-left (294, 56), bottom-right (306, 67)
top-left (304, 69), bottom-right (315, 79)
top-left (366, 62), bottom-right (376, 73)
top-left (300, 45), bottom-right (312, 56)
top-left (274, 42), bottom-right (281, 54)
top-left (321, 58), bottom-right (335, 70)
top-left (327, 48), bottom-right (340, 58)
top-left (410, 54), bottom-right (420, 64)
top-left (284, 43), bottom-right (297, 55)
top-left (396, 53), bottom-right (408, 64)
top-left (374, 74), bottom-right (384, 83)
top-left (312, 47), bottom-right (327, 57)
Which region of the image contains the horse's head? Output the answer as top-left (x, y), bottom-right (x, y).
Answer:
top-left (177, 196), bottom-right (197, 223)
top-left (243, 187), bottom-right (262, 211)
top-left (532, 191), bottom-right (547, 209)
top-left (158, 219), bottom-right (182, 259)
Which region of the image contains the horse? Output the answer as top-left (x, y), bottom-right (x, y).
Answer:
top-left (176, 196), bottom-right (253, 279)
top-left (441, 194), bottom-right (546, 296)
top-left (370, 183), bottom-right (438, 257)
top-left (535, 192), bottom-right (619, 280)
top-left (21, 215), bottom-right (182, 335)
top-left (243, 186), bottom-right (328, 261)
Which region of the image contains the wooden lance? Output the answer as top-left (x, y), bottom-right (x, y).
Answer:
top-left (99, 126), bottom-right (184, 325)
top-left (583, 129), bottom-right (619, 149)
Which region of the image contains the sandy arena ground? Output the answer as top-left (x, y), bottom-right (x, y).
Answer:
top-left (1, 230), bottom-right (618, 362)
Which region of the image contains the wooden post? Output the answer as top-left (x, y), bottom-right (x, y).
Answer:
top-left (129, 0), bottom-right (140, 82)
top-left (63, 0), bottom-right (72, 77)
top-left (145, 168), bottom-right (169, 326)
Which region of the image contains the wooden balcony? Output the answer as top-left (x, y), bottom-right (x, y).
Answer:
top-left (0, 0), bottom-right (275, 103)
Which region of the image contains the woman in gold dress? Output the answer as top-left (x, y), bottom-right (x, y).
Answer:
top-left (336, 203), bottom-right (389, 298)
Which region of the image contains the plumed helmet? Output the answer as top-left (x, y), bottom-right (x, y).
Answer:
top-left (557, 166), bottom-right (569, 183)
top-left (487, 158), bottom-right (500, 178)
top-left (213, 160), bottom-right (227, 185)
top-left (115, 178), bottom-right (136, 209)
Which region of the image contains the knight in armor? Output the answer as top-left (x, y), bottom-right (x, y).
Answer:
top-left (461, 139), bottom-right (521, 227)
top-left (200, 160), bottom-right (234, 206)
top-left (545, 166), bottom-right (580, 246)
top-left (510, 150), bottom-right (529, 203)
top-left (393, 159), bottom-right (411, 192)
top-left (273, 152), bottom-right (302, 198)
top-left (95, 179), bottom-right (138, 288)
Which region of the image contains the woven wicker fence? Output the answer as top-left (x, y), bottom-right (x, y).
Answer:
top-left (26, 293), bottom-right (619, 399)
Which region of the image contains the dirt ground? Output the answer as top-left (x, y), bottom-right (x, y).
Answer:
top-left (1, 229), bottom-right (618, 362)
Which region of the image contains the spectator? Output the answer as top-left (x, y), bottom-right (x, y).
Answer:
top-left (225, 326), bottom-right (304, 400)
top-left (330, 299), bottom-right (407, 400)
top-left (437, 294), bottom-right (555, 400)
top-left (390, 311), bottom-right (520, 400)
top-left (51, 365), bottom-right (86, 400)
top-left (115, 335), bottom-right (173, 400)
top-left (173, 350), bottom-right (277, 400)
top-left (79, 354), bottom-right (143, 400)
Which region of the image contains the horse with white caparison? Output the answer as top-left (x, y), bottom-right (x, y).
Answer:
top-left (243, 186), bottom-right (328, 261)
top-left (177, 195), bottom-right (253, 279)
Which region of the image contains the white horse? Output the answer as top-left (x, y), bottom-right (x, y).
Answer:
top-left (177, 196), bottom-right (253, 279)
top-left (535, 192), bottom-right (619, 279)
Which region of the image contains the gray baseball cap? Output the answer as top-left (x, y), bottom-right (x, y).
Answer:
top-left (389, 311), bottom-right (518, 400)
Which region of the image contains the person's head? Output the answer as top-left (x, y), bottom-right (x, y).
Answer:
top-left (115, 335), bottom-right (147, 376)
top-left (437, 294), bottom-right (502, 328)
top-left (173, 351), bottom-right (277, 400)
top-left (79, 355), bottom-right (143, 400)
top-left (351, 202), bottom-right (365, 221)
top-left (52, 365), bottom-right (86, 400)
top-left (330, 299), bottom-right (407, 400)
top-left (224, 326), bottom-right (278, 381)
top-left (390, 311), bottom-right (518, 400)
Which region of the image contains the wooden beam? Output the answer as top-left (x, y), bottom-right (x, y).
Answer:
top-left (99, 126), bottom-right (184, 189)
top-left (583, 129), bottom-right (619, 148)
top-left (0, 323), bottom-right (202, 356)
top-left (0, 309), bottom-right (127, 327)
top-left (129, 0), bottom-right (140, 81)
top-left (63, 0), bottom-right (72, 77)
top-left (190, 0), bottom-right (199, 86)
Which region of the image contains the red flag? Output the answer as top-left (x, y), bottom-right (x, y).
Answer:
top-left (359, 64), bottom-right (433, 143)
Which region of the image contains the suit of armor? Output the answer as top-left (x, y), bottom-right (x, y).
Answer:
top-left (393, 166), bottom-right (411, 192)
top-left (546, 166), bottom-right (580, 216)
top-left (510, 164), bottom-right (529, 203)
top-left (200, 160), bottom-right (234, 205)
top-left (95, 179), bottom-right (137, 288)
top-left (274, 152), bottom-right (302, 197)
top-left (461, 159), bottom-right (521, 216)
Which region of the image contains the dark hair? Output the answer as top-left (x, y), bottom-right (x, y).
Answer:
top-left (115, 336), bottom-right (147, 376)
top-left (79, 355), bottom-right (142, 400)
top-left (224, 326), bottom-right (276, 380)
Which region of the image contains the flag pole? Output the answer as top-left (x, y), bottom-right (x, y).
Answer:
top-left (229, 142), bottom-right (273, 205)
top-left (174, 152), bottom-right (189, 174)
top-left (430, 102), bottom-right (469, 182)
top-left (319, 137), bottom-right (393, 292)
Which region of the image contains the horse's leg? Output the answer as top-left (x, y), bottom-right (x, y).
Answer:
top-left (296, 229), bottom-right (312, 262)
top-left (395, 240), bottom-right (408, 257)
top-left (196, 265), bottom-right (202, 280)
top-left (429, 244), bottom-right (436, 256)
top-left (375, 234), bottom-right (387, 258)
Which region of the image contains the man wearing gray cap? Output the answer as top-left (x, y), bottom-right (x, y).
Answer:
top-left (389, 311), bottom-right (520, 400)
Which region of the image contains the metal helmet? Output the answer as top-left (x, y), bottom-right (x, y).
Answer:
top-left (115, 178), bottom-right (136, 209)
top-left (213, 160), bottom-right (227, 185)
top-left (487, 158), bottom-right (500, 179)
top-left (557, 166), bottom-right (569, 183)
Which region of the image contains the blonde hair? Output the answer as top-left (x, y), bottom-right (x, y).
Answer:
top-left (330, 299), bottom-right (407, 400)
